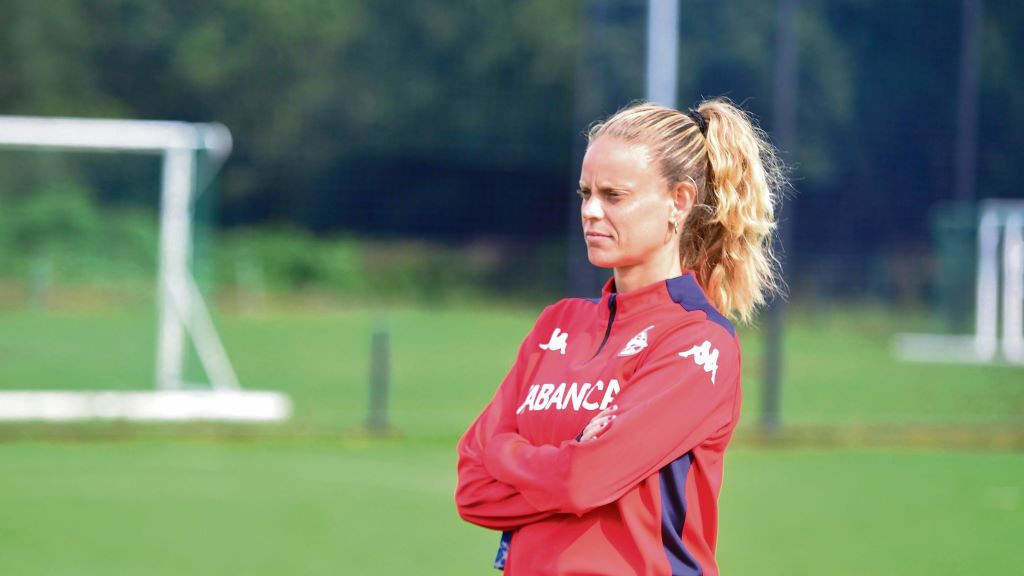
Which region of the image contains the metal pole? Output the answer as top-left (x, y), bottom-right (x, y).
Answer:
top-left (954, 0), bottom-right (981, 205)
top-left (568, 1), bottom-right (596, 298)
top-left (975, 207), bottom-right (1000, 359)
top-left (763, 0), bottom-right (798, 433)
top-left (155, 148), bottom-right (194, 390)
top-left (1002, 212), bottom-right (1024, 363)
top-left (569, 0), bottom-right (646, 297)
top-left (366, 322), bottom-right (391, 433)
top-left (646, 0), bottom-right (680, 108)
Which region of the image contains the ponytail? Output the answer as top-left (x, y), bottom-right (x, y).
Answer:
top-left (589, 98), bottom-right (785, 323)
top-left (684, 98), bottom-right (783, 323)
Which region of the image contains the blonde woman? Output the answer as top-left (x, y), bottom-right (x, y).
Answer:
top-left (456, 99), bottom-right (783, 576)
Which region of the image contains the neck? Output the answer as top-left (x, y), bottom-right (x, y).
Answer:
top-left (613, 248), bottom-right (682, 294)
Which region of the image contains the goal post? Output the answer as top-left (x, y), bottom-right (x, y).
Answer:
top-left (0, 115), bottom-right (291, 422)
top-left (894, 199), bottom-right (1024, 366)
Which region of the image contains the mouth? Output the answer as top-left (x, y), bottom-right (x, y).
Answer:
top-left (584, 231), bottom-right (613, 244)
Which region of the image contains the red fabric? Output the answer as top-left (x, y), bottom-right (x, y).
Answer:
top-left (456, 273), bottom-right (741, 575)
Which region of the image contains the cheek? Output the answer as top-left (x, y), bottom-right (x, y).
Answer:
top-left (619, 202), bottom-right (667, 246)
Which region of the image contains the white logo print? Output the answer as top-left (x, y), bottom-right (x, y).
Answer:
top-left (516, 379), bottom-right (620, 414)
top-left (618, 325), bottom-right (655, 356)
top-left (678, 340), bottom-right (720, 384)
top-left (539, 328), bottom-right (568, 355)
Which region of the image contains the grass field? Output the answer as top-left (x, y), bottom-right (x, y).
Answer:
top-left (3, 300), bottom-right (1021, 433)
top-left (1, 440), bottom-right (1021, 575)
top-left (1, 298), bottom-right (1022, 574)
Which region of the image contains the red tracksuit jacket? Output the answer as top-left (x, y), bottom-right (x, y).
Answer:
top-left (456, 272), bottom-right (741, 576)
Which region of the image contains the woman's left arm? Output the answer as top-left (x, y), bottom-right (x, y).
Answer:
top-left (482, 321), bottom-right (739, 517)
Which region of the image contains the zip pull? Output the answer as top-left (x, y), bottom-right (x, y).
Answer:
top-left (590, 293), bottom-right (617, 360)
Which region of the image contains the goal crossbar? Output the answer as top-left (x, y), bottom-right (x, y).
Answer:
top-left (0, 115), bottom-right (231, 155)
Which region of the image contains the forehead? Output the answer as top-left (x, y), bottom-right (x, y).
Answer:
top-left (580, 136), bottom-right (656, 182)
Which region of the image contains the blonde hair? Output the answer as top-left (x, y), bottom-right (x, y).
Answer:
top-left (587, 98), bottom-right (784, 323)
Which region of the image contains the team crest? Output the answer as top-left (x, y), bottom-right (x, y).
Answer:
top-left (618, 325), bottom-right (655, 356)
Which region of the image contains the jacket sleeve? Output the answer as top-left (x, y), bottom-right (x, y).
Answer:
top-left (481, 321), bottom-right (740, 517)
top-left (454, 308), bottom-right (564, 530)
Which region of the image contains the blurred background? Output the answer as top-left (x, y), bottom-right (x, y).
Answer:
top-left (0, 0), bottom-right (1021, 574)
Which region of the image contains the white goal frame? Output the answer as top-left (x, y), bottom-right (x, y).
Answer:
top-left (894, 199), bottom-right (1024, 365)
top-left (0, 115), bottom-right (291, 421)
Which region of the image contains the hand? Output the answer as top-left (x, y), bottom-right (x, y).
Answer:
top-left (577, 405), bottom-right (617, 442)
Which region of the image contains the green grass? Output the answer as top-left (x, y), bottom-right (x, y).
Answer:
top-left (0, 438), bottom-right (478, 575)
top-left (0, 299), bottom-right (1022, 574)
top-left (719, 448), bottom-right (1024, 574)
top-left (744, 306), bottom-right (1024, 427)
top-left (2, 301), bottom-right (1021, 433)
top-left (0, 440), bottom-right (1020, 575)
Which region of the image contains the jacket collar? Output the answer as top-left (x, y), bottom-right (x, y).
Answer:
top-left (600, 271), bottom-right (695, 318)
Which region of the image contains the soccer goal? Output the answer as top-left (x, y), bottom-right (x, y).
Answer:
top-left (0, 115), bottom-right (291, 421)
top-left (894, 199), bottom-right (1024, 365)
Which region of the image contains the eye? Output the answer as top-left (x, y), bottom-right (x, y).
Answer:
top-left (576, 187), bottom-right (590, 200)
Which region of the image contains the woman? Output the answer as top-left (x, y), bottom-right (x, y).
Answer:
top-left (456, 99), bottom-right (783, 576)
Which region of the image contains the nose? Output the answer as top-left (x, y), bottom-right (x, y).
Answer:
top-left (581, 194), bottom-right (604, 221)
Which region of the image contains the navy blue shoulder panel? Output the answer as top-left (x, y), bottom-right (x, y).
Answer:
top-left (665, 275), bottom-right (735, 337)
top-left (557, 296), bottom-right (601, 305)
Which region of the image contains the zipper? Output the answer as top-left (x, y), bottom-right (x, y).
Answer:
top-left (590, 293), bottom-right (617, 360)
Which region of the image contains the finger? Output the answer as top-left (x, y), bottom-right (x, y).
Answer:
top-left (587, 405), bottom-right (619, 425)
top-left (583, 419), bottom-right (612, 441)
top-left (578, 423), bottom-right (600, 442)
top-left (578, 415), bottom-right (616, 442)
top-left (577, 409), bottom-right (618, 442)
top-left (580, 418), bottom-right (610, 438)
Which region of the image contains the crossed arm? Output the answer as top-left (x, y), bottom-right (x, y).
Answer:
top-left (455, 322), bottom-right (738, 530)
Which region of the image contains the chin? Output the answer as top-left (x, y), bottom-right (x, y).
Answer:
top-left (585, 250), bottom-right (619, 269)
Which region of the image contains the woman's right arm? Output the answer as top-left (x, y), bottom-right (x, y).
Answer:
top-left (455, 311), bottom-right (563, 531)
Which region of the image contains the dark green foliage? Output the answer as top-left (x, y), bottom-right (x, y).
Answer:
top-left (0, 185), bottom-right (157, 283)
top-left (213, 228), bottom-right (565, 303)
top-left (0, 188), bottom-right (563, 303)
top-left (2, 1), bottom-right (1024, 299)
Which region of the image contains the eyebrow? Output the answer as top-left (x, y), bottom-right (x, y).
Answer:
top-left (578, 182), bottom-right (634, 192)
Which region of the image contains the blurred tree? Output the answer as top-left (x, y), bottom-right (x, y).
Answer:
top-left (0, 0), bottom-right (1022, 296)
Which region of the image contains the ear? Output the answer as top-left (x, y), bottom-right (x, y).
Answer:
top-left (670, 180), bottom-right (697, 224)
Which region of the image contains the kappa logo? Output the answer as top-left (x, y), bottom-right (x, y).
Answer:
top-left (539, 328), bottom-right (568, 355)
top-left (618, 325), bottom-right (655, 356)
top-left (678, 340), bottom-right (720, 384)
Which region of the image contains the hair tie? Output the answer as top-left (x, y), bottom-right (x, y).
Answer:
top-left (686, 108), bottom-right (708, 136)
